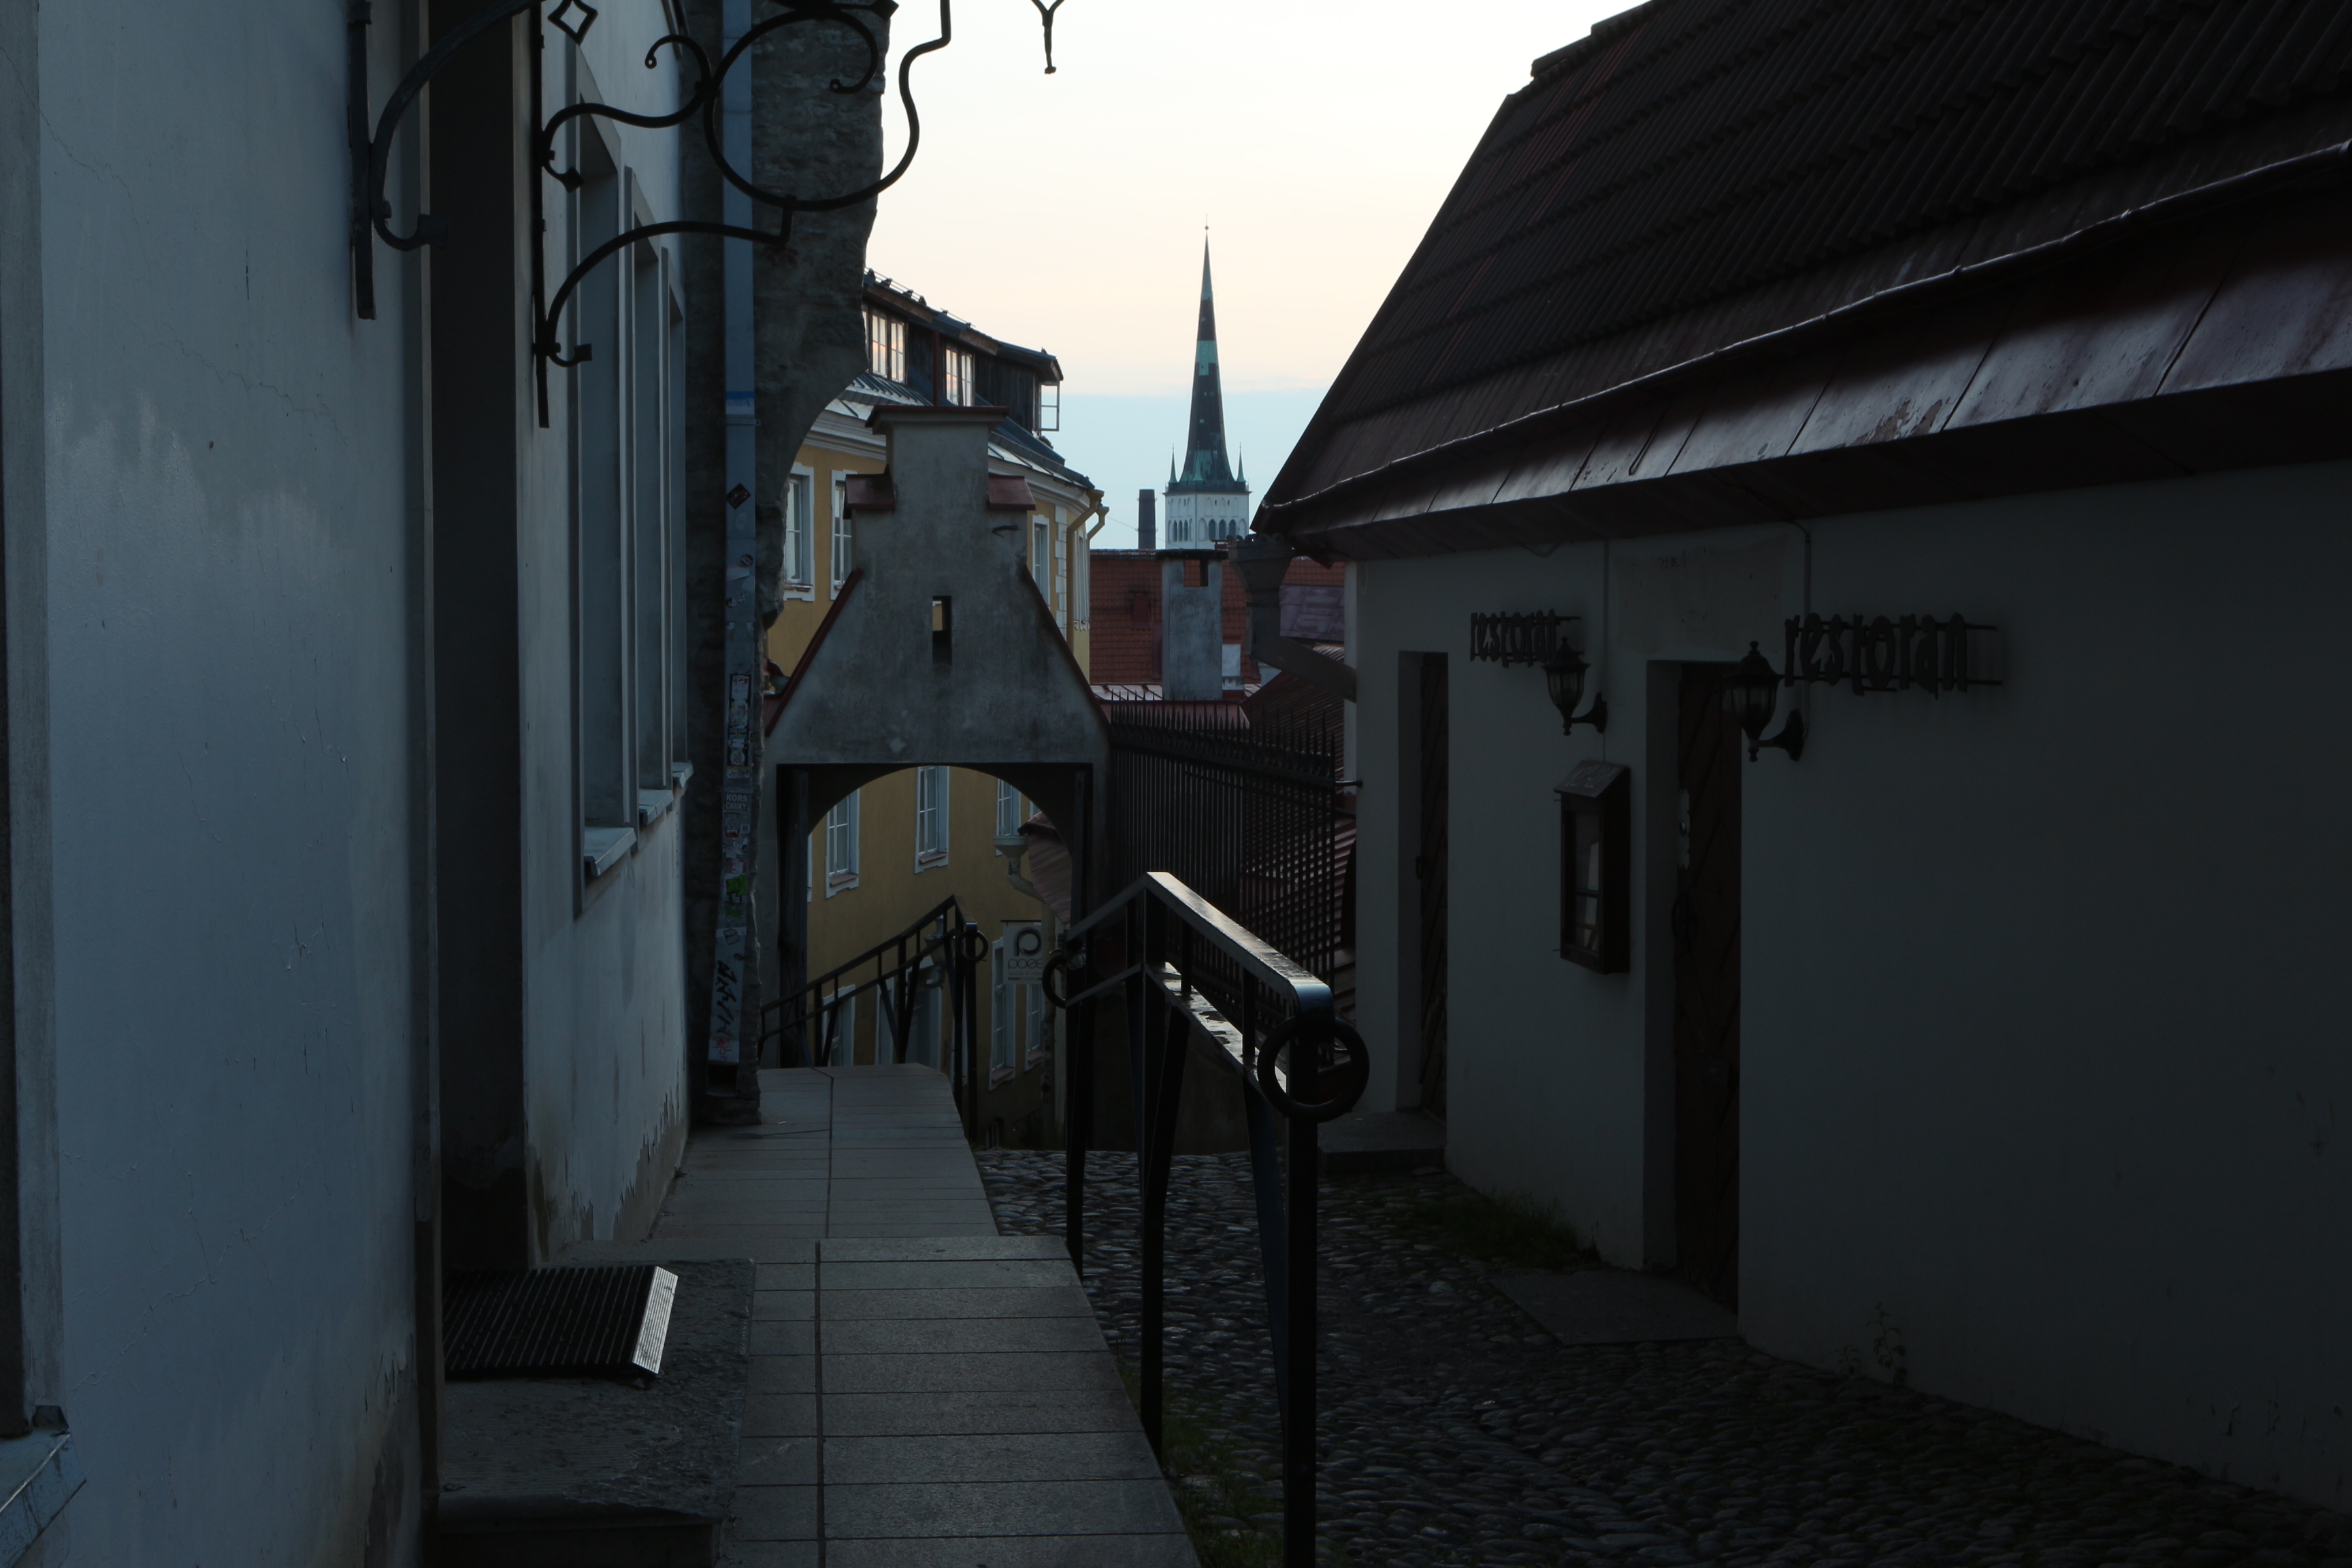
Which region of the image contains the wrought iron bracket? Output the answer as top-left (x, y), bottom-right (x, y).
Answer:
top-left (348, 0), bottom-right (960, 423)
top-left (1027, 0), bottom-right (1065, 71)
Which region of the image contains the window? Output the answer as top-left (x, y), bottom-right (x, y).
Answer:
top-left (1030, 519), bottom-right (1049, 587)
top-left (630, 242), bottom-right (672, 800)
top-left (995, 779), bottom-right (1023, 843)
top-left (830, 478), bottom-right (853, 593)
top-left (1038, 379), bottom-right (1060, 431)
top-left (1026, 974), bottom-right (1051, 1070)
top-left (915, 767), bottom-right (949, 868)
top-left (820, 990), bottom-right (856, 1066)
top-left (783, 468), bottom-right (814, 589)
top-left (995, 921), bottom-right (1044, 1082)
top-left (1075, 527), bottom-right (1090, 630)
top-left (990, 939), bottom-right (1013, 1083)
top-left (825, 791), bottom-right (860, 892)
top-left (1052, 513), bottom-right (1069, 632)
top-left (943, 346), bottom-right (975, 406)
top-left (885, 964), bottom-right (944, 1069)
top-left (865, 308), bottom-right (905, 381)
top-left (576, 146), bottom-right (627, 842)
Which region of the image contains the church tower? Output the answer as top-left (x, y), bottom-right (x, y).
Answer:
top-left (1162, 240), bottom-right (1251, 544)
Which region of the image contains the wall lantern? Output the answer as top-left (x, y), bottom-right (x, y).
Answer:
top-left (1731, 643), bottom-right (1804, 761)
top-left (1544, 644), bottom-right (1608, 736)
top-left (1468, 611), bottom-right (1604, 734)
top-left (1556, 760), bottom-right (1629, 972)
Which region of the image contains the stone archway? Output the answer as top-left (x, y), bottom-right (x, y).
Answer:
top-left (762, 404), bottom-right (1110, 1057)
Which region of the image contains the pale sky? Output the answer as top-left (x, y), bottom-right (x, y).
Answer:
top-left (865, 1), bottom-right (1626, 542)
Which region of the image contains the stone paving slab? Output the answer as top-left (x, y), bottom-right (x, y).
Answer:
top-left (823, 1477), bottom-right (1183, 1538)
top-left (819, 1285), bottom-right (1094, 1320)
top-left (821, 1350), bottom-right (1127, 1394)
top-left (819, 1390), bottom-right (1145, 1437)
top-left (645, 1068), bottom-right (1196, 1568)
top-left (823, 1539), bottom-right (1195, 1568)
top-left (822, 1431), bottom-right (1162, 1485)
top-left (821, 1316), bottom-right (1108, 1355)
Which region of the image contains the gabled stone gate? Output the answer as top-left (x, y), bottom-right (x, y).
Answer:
top-left (763, 404), bottom-right (1110, 1059)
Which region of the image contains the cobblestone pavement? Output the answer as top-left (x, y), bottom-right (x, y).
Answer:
top-left (978, 1149), bottom-right (2352, 1568)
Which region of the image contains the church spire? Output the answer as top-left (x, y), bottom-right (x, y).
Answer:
top-left (1162, 233), bottom-right (1251, 544)
top-left (1178, 239), bottom-right (1235, 487)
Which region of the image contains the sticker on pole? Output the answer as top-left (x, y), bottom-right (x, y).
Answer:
top-left (1003, 923), bottom-right (1048, 985)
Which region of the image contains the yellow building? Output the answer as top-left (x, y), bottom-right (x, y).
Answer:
top-left (761, 272), bottom-right (1102, 1147)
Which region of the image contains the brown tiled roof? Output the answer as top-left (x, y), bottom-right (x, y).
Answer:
top-left (1267, 0), bottom-right (2352, 511)
top-left (1085, 550), bottom-right (1345, 689)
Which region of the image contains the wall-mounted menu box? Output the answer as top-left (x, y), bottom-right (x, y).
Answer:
top-left (1556, 760), bottom-right (1629, 973)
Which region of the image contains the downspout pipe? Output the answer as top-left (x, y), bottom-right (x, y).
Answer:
top-left (1230, 537), bottom-right (1356, 702)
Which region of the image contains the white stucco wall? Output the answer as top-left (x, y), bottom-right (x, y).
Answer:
top-left (39, 3), bottom-right (425, 1561)
top-left (1351, 458), bottom-right (2352, 1509)
top-left (523, 16), bottom-right (692, 1260)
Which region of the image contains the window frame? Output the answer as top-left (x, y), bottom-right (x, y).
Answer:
top-left (990, 938), bottom-right (1012, 1083)
top-left (865, 308), bottom-right (906, 382)
top-left (830, 475), bottom-right (853, 595)
top-left (915, 766), bottom-right (949, 869)
top-left (782, 465), bottom-right (815, 595)
top-left (943, 346), bottom-right (975, 407)
top-left (824, 790), bottom-right (861, 894)
top-left (995, 779), bottom-right (1023, 845)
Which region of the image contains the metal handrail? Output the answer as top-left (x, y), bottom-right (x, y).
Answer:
top-left (758, 895), bottom-right (987, 1134)
top-left (1047, 870), bottom-right (1366, 1568)
top-left (1060, 869), bottom-right (1330, 1013)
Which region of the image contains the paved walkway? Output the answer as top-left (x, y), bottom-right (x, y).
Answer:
top-left (651, 1066), bottom-right (1196, 1568)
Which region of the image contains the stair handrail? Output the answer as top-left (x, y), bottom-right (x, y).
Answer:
top-left (1044, 868), bottom-right (1366, 1568)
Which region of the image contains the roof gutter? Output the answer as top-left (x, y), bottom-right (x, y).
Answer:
top-left (1258, 138), bottom-right (2352, 536)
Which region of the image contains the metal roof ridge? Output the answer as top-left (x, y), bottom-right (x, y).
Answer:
top-left (1258, 136), bottom-right (2352, 527)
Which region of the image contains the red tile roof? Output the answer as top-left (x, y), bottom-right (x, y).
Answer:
top-left (1087, 549), bottom-right (1344, 688)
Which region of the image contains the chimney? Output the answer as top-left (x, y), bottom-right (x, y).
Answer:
top-left (1136, 489), bottom-right (1157, 552)
top-left (1157, 551), bottom-right (1224, 702)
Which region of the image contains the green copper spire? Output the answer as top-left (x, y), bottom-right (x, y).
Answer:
top-left (1177, 240), bottom-right (1236, 487)
top-left (1163, 235), bottom-right (1251, 544)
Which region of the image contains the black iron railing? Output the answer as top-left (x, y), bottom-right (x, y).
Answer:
top-left (758, 895), bottom-right (987, 1134)
top-left (1046, 872), bottom-right (1368, 1568)
top-left (1105, 696), bottom-right (1349, 987)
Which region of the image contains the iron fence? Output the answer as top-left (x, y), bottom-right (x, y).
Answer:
top-left (1105, 696), bottom-right (1349, 991)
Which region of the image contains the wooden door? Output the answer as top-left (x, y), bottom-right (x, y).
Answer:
top-left (1674, 665), bottom-right (1742, 1306)
top-left (1416, 654), bottom-right (1450, 1118)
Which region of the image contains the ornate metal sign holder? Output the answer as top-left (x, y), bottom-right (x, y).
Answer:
top-left (347, 0), bottom-right (960, 425)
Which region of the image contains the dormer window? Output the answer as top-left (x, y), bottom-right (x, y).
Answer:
top-left (943, 346), bottom-right (975, 406)
top-left (865, 310), bottom-right (905, 382)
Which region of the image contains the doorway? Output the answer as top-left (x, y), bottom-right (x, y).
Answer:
top-left (1416, 653), bottom-right (1450, 1119)
top-left (1673, 664), bottom-right (1742, 1307)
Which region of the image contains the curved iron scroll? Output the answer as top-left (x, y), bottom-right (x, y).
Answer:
top-left (348, 0), bottom-right (957, 423)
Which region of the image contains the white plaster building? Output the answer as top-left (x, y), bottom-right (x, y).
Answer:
top-left (0, 0), bottom-right (728, 1557)
top-left (1258, 0), bottom-right (2352, 1514)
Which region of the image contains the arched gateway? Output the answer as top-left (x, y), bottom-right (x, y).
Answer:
top-left (764, 404), bottom-right (1110, 1050)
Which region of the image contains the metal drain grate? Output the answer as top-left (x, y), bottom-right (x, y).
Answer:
top-left (444, 1264), bottom-right (679, 1379)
